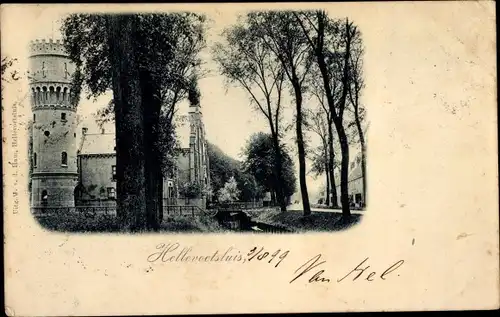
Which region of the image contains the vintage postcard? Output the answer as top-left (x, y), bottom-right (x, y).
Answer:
top-left (2, 2), bottom-right (498, 315)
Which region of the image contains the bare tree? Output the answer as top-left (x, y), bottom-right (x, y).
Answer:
top-left (307, 73), bottom-right (340, 208)
top-left (305, 107), bottom-right (331, 206)
top-left (212, 20), bottom-right (288, 212)
top-left (246, 11), bottom-right (314, 216)
top-left (348, 37), bottom-right (367, 207)
top-left (295, 11), bottom-right (361, 221)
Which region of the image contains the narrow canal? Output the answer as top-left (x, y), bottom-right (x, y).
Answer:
top-left (214, 209), bottom-right (291, 233)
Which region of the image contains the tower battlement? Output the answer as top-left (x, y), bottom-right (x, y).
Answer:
top-left (29, 39), bottom-right (68, 57)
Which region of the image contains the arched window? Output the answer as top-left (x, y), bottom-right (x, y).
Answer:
top-left (56, 86), bottom-right (61, 103)
top-left (49, 86), bottom-right (55, 103)
top-left (42, 62), bottom-right (46, 77)
top-left (33, 152), bottom-right (37, 168)
top-left (31, 88), bottom-right (36, 104)
top-left (42, 86), bottom-right (48, 102)
top-left (33, 113), bottom-right (36, 122)
top-left (61, 112), bottom-right (66, 121)
top-left (64, 63), bottom-right (68, 79)
top-left (61, 152), bottom-right (68, 166)
top-left (36, 87), bottom-right (41, 103)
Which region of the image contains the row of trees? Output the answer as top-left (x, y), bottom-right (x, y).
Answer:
top-left (62, 13), bottom-right (207, 231)
top-left (213, 11), bottom-right (366, 222)
top-left (58, 10), bottom-right (366, 229)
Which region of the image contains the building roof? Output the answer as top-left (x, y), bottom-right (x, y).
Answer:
top-left (78, 128), bottom-right (193, 156)
top-left (77, 101), bottom-right (201, 155)
top-left (79, 133), bottom-right (116, 155)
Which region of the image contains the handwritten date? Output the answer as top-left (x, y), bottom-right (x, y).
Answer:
top-left (247, 247), bottom-right (289, 268)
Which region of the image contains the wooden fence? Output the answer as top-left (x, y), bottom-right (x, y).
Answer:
top-left (31, 205), bottom-right (208, 220)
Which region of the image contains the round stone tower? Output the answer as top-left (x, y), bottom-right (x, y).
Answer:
top-left (29, 39), bottom-right (78, 207)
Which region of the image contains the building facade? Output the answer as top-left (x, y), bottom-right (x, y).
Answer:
top-left (29, 38), bottom-right (210, 209)
top-left (334, 124), bottom-right (369, 209)
top-left (74, 129), bottom-right (117, 206)
top-left (166, 105), bottom-right (211, 208)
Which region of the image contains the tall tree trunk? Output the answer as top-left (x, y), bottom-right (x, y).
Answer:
top-left (140, 69), bottom-right (162, 231)
top-left (330, 162), bottom-right (337, 207)
top-left (106, 15), bottom-right (148, 231)
top-left (158, 177), bottom-right (164, 223)
top-left (314, 15), bottom-right (352, 221)
top-left (270, 131), bottom-right (287, 212)
top-left (325, 156), bottom-right (330, 206)
top-left (354, 109), bottom-right (366, 207)
top-left (328, 122), bottom-right (339, 208)
top-left (292, 81), bottom-right (311, 216)
top-left (334, 119), bottom-right (351, 219)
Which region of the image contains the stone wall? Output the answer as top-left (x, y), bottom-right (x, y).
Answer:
top-left (31, 175), bottom-right (77, 207)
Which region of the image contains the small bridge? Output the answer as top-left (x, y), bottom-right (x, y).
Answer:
top-left (211, 204), bottom-right (291, 233)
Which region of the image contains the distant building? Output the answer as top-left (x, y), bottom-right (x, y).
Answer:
top-left (334, 125), bottom-right (369, 208)
top-left (29, 38), bottom-right (210, 209)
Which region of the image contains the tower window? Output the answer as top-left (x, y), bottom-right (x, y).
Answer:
top-left (61, 152), bottom-right (68, 166)
top-left (36, 87), bottom-right (41, 103)
top-left (42, 62), bottom-right (46, 78)
top-left (42, 86), bottom-right (48, 102)
top-left (41, 190), bottom-right (48, 204)
top-left (44, 131), bottom-right (50, 137)
top-left (107, 187), bottom-right (116, 199)
top-left (33, 114), bottom-right (36, 122)
top-left (111, 165), bottom-right (117, 181)
top-left (74, 133), bottom-right (76, 138)
top-left (64, 63), bottom-right (68, 79)
top-left (61, 112), bottom-right (66, 121)
top-left (33, 152), bottom-right (37, 168)
top-left (56, 87), bottom-right (61, 102)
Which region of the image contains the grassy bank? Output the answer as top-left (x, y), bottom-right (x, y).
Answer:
top-left (34, 212), bottom-right (226, 233)
top-left (248, 208), bottom-right (363, 233)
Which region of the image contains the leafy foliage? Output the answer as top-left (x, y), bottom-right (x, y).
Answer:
top-left (206, 142), bottom-right (263, 202)
top-left (218, 176), bottom-right (240, 203)
top-left (178, 181), bottom-right (203, 199)
top-left (242, 132), bottom-right (297, 198)
top-left (61, 13), bottom-right (207, 177)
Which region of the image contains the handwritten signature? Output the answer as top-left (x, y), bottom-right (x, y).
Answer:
top-left (146, 243), bottom-right (404, 285)
top-left (290, 254), bottom-right (404, 284)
